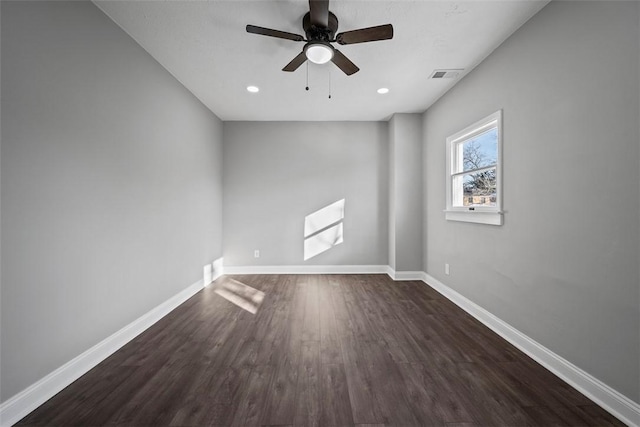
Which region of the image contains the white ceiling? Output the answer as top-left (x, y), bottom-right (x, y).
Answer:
top-left (94, 0), bottom-right (549, 121)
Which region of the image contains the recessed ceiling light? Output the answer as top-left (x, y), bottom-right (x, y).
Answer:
top-left (377, 87), bottom-right (389, 94)
top-left (246, 85), bottom-right (260, 93)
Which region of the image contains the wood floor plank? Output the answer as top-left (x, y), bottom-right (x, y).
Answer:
top-left (318, 275), bottom-right (343, 365)
top-left (338, 335), bottom-right (383, 425)
top-left (168, 363), bottom-right (224, 426)
top-left (397, 362), bottom-right (475, 425)
top-left (572, 405), bottom-right (627, 426)
top-left (293, 340), bottom-right (321, 426)
top-left (319, 363), bottom-right (355, 426)
top-left (260, 346), bottom-right (300, 425)
top-left (229, 363), bottom-right (273, 426)
top-left (360, 340), bottom-right (422, 426)
top-left (287, 274), bottom-right (308, 343)
top-left (523, 404), bottom-right (595, 426)
top-left (15, 274), bottom-right (625, 427)
top-left (395, 362), bottom-right (447, 425)
top-left (503, 357), bottom-right (595, 408)
top-left (358, 285), bottom-right (430, 364)
top-left (122, 363), bottom-right (203, 425)
top-left (16, 365), bottom-right (137, 426)
top-left (452, 361), bottom-right (535, 426)
top-left (198, 364), bottom-right (254, 426)
top-left (301, 275), bottom-right (320, 342)
top-left (328, 275), bottom-right (357, 339)
top-left (262, 275), bottom-right (295, 343)
top-left (344, 298), bottom-right (376, 342)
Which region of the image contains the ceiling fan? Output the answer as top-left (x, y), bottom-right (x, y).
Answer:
top-left (246, 0), bottom-right (393, 76)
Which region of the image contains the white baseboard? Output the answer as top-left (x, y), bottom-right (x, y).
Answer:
top-left (211, 257), bottom-right (224, 282)
top-left (385, 266), bottom-right (424, 281)
top-left (0, 279), bottom-right (205, 427)
top-left (224, 264), bottom-right (389, 275)
top-left (421, 273), bottom-right (640, 427)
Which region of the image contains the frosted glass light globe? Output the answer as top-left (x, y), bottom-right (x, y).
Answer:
top-left (305, 43), bottom-right (334, 64)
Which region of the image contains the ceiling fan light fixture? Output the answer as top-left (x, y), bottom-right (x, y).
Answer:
top-left (304, 43), bottom-right (334, 64)
top-left (246, 1), bottom-right (393, 75)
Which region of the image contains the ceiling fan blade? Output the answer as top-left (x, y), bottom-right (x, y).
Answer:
top-left (246, 25), bottom-right (305, 42)
top-left (309, 0), bottom-right (329, 27)
top-left (283, 51), bottom-right (308, 72)
top-left (336, 24), bottom-right (394, 45)
top-left (331, 49), bottom-right (359, 75)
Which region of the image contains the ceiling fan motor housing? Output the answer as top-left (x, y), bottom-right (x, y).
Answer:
top-left (303, 11), bottom-right (338, 41)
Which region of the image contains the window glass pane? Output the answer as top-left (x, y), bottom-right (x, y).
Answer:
top-left (461, 128), bottom-right (498, 172)
top-left (453, 167), bottom-right (497, 207)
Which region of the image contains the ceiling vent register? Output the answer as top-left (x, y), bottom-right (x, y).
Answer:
top-left (430, 69), bottom-right (463, 79)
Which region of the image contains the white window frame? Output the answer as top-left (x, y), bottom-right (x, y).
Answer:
top-left (445, 110), bottom-right (503, 226)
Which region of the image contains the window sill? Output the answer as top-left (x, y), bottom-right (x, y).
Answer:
top-left (444, 210), bottom-right (503, 226)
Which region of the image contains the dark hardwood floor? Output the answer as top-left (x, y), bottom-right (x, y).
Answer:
top-left (17, 274), bottom-right (624, 426)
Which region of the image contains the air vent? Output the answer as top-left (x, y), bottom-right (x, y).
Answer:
top-left (430, 69), bottom-right (463, 79)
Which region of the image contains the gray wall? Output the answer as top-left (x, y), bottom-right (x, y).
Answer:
top-left (388, 114), bottom-right (423, 272)
top-left (1, 1), bottom-right (223, 401)
top-left (223, 122), bottom-right (388, 266)
top-left (423, 0), bottom-right (639, 402)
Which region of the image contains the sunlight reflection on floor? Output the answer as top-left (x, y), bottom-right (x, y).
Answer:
top-left (212, 278), bottom-right (265, 314)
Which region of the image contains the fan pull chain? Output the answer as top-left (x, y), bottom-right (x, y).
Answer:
top-left (328, 70), bottom-right (332, 99)
top-left (305, 62), bottom-right (309, 91)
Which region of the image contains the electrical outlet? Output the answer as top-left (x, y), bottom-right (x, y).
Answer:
top-left (445, 263), bottom-right (450, 275)
top-left (254, 250), bottom-right (260, 258)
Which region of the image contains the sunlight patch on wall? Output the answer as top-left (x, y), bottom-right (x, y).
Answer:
top-left (212, 278), bottom-right (265, 314)
top-left (304, 199), bottom-right (345, 260)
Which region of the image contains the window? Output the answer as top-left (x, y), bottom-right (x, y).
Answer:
top-left (445, 110), bottom-right (503, 225)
